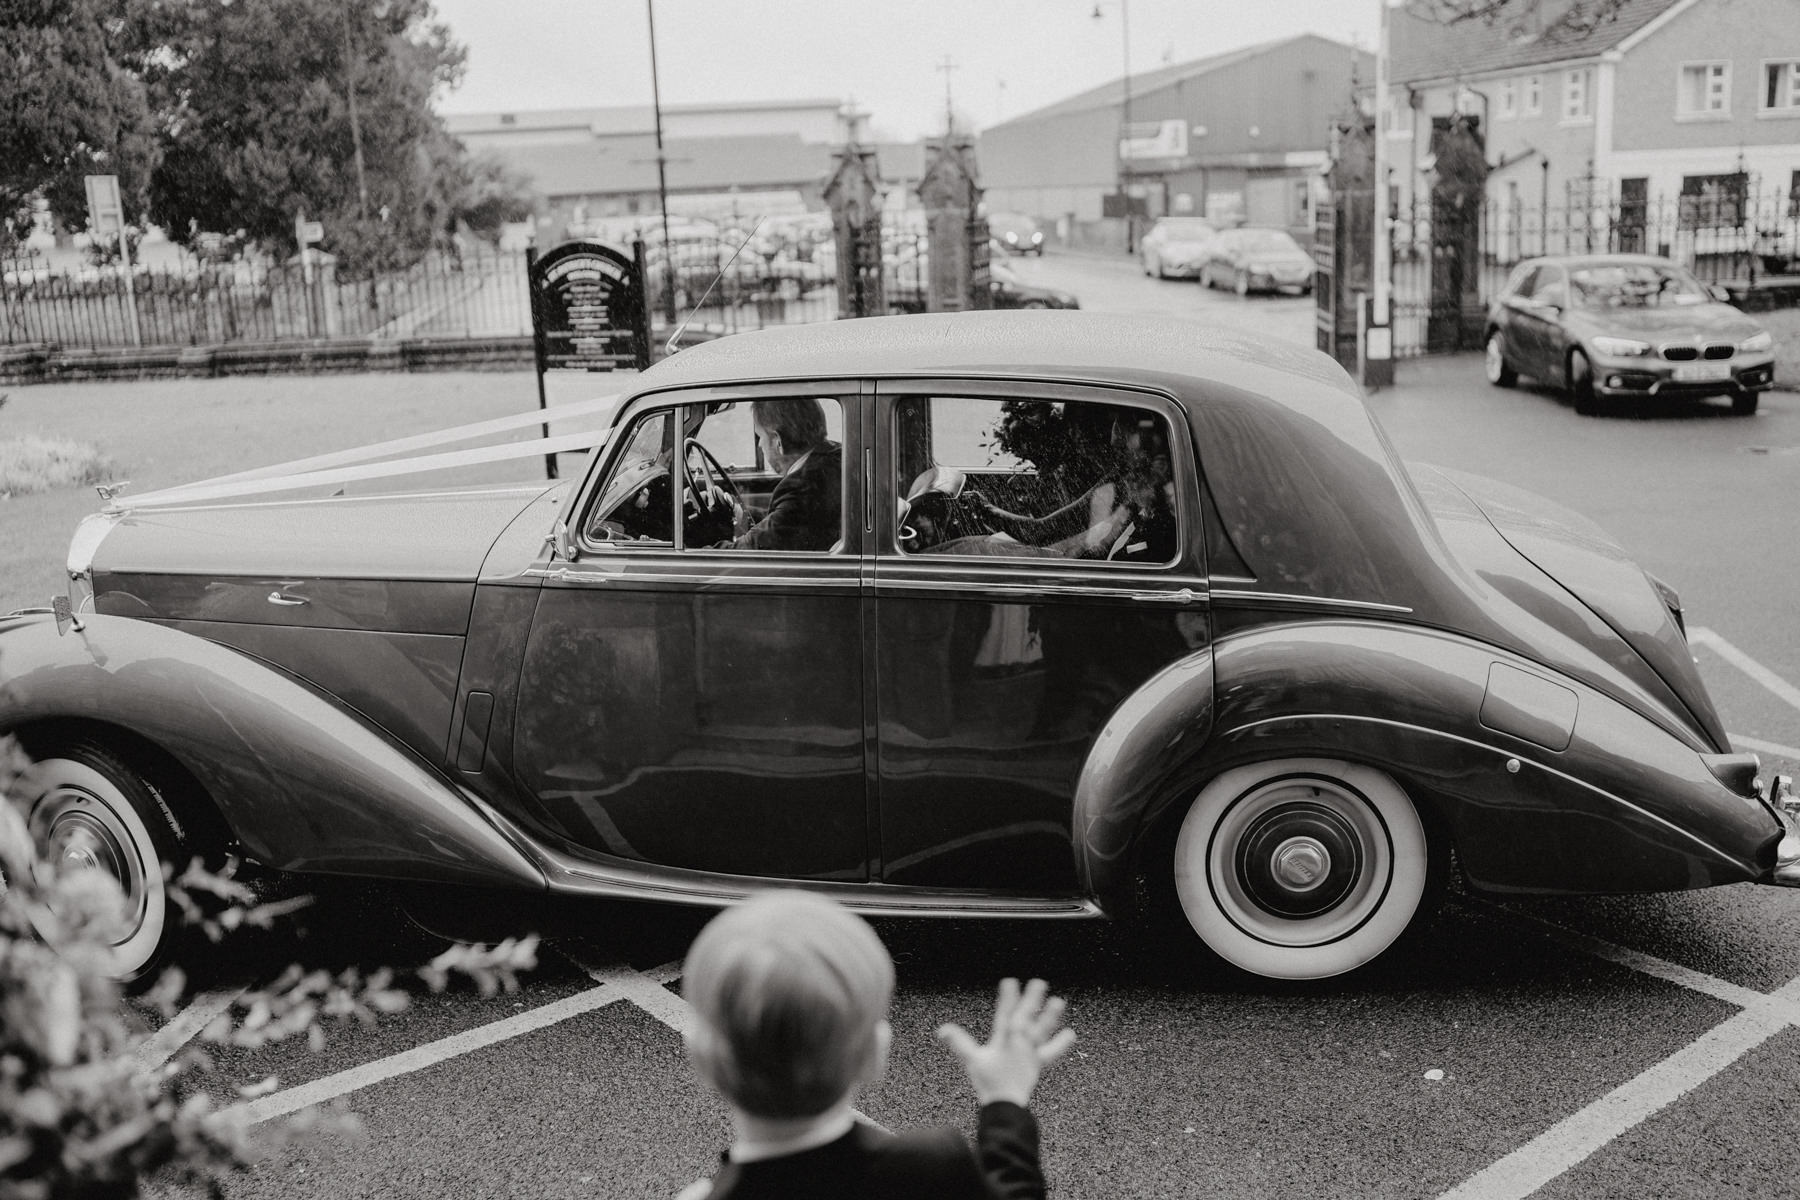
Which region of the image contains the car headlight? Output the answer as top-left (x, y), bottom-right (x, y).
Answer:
top-left (1589, 336), bottom-right (1652, 357)
top-left (1739, 331), bottom-right (1773, 353)
top-left (1005, 232), bottom-right (1018, 244)
top-left (1031, 232), bottom-right (1043, 244)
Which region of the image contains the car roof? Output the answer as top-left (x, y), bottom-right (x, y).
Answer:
top-left (634, 310), bottom-right (1355, 402)
top-left (1516, 253), bottom-right (1686, 272)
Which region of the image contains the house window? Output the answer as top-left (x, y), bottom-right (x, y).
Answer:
top-left (1678, 62), bottom-right (1731, 117)
top-left (1679, 172), bottom-right (1748, 229)
top-left (1563, 67), bottom-right (1594, 122)
top-left (1524, 74), bottom-right (1543, 116)
top-left (1497, 78), bottom-right (1518, 119)
top-left (1763, 60), bottom-right (1800, 111)
top-left (1385, 89), bottom-right (1411, 138)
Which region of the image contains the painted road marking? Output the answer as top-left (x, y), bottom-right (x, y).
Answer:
top-left (1438, 978), bottom-right (1800, 1200)
top-left (1729, 732), bottom-right (1800, 762)
top-left (224, 981), bottom-right (625, 1125)
top-left (132, 988), bottom-right (244, 1074)
top-left (1689, 627), bottom-right (1800, 716)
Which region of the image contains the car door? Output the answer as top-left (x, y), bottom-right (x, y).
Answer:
top-left (1509, 265), bottom-right (1568, 380)
top-left (512, 383), bottom-right (871, 882)
top-left (871, 381), bottom-right (1209, 892)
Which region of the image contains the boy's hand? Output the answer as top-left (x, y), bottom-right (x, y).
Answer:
top-left (936, 977), bottom-right (1077, 1108)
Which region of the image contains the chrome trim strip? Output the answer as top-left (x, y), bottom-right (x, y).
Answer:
top-left (1210, 587), bottom-right (1413, 615)
top-left (874, 576), bottom-right (1205, 603)
top-left (66, 511), bottom-right (123, 580)
top-left (527, 566), bottom-right (862, 588)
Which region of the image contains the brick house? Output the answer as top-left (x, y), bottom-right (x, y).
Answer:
top-left (1387, 0), bottom-right (1800, 268)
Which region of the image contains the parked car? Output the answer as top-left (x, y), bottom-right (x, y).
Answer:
top-left (6, 311), bottom-right (1796, 987)
top-left (988, 212), bottom-right (1045, 256)
top-left (1139, 217), bottom-right (1218, 280)
top-left (1484, 255), bottom-right (1776, 416)
top-left (989, 259), bottom-right (1078, 309)
top-left (1200, 227), bottom-right (1314, 295)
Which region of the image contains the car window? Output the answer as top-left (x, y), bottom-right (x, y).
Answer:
top-left (1569, 263), bottom-right (1709, 308)
top-left (689, 397), bottom-right (846, 553)
top-left (896, 395), bottom-right (1179, 566)
top-left (1153, 218), bottom-right (1215, 240)
top-left (1238, 229), bottom-right (1299, 254)
top-left (585, 408), bottom-right (677, 547)
top-left (1525, 267), bottom-right (1567, 308)
top-left (1505, 265), bottom-right (1539, 299)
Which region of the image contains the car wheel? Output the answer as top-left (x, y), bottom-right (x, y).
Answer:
top-left (1021, 299), bottom-right (1048, 309)
top-left (1234, 270), bottom-right (1250, 297)
top-left (1569, 349), bottom-right (1603, 416)
top-left (1171, 758), bottom-right (1435, 980)
top-left (1731, 392), bottom-right (1760, 416)
top-left (1484, 332), bottom-right (1518, 388)
top-left (21, 739), bottom-right (202, 987)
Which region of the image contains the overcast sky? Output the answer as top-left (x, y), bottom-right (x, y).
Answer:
top-left (429, 0), bottom-right (1382, 140)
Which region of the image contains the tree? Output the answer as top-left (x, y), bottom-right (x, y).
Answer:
top-left (448, 151), bottom-right (537, 247)
top-left (0, 0), bottom-right (160, 249)
top-left (1403, 0), bottom-right (1634, 36)
top-left (134, 0), bottom-right (469, 272)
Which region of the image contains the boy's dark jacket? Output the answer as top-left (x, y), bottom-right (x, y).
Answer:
top-left (684, 1101), bottom-right (1044, 1200)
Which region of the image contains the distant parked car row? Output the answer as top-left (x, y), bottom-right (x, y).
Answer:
top-left (1140, 218), bottom-right (1314, 296)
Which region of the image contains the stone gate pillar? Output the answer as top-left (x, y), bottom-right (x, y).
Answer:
top-left (916, 137), bottom-right (989, 312)
top-left (824, 144), bottom-right (887, 319)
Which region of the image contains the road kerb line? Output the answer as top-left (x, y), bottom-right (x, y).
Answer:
top-left (1438, 980), bottom-right (1800, 1200)
top-left (1689, 627), bottom-right (1800, 715)
top-left (222, 982), bottom-right (623, 1126)
top-left (133, 987), bottom-right (245, 1075)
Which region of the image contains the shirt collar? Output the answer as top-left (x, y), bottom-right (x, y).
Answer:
top-left (727, 1109), bottom-right (856, 1164)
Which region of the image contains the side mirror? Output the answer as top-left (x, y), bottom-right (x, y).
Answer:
top-left (547, 520), bottom-right (579, 563)
top-left (1708, 284), bottom-right (1731, 303)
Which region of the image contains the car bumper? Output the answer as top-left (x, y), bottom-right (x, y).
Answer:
top-left (1766, 775), bottom-right (1800, 886)
top-left (1589, 353), bottom-right (1775, 397)
top-left (1246, 271), bottom-right (1313, 294)
top-left (1160, 261), bottom-right (1205, 278)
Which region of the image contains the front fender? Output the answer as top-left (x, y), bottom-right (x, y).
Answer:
top-left (0, 612), bottom-right (543, 889)
top-left (1205, 621), bottom-right (1779, 895)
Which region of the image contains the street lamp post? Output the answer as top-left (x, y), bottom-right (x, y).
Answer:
top-left (646, 0), bottom-right (676, 324)
top-left (1093, 1), bottom-right (1134, 253)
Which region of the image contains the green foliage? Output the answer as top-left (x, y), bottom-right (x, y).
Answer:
top-left (0, 734), bottom-right (540, 1198)
top-left (0, 0), bottom-right (160, 246)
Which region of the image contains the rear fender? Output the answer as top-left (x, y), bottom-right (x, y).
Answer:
top-left (0, 613), bottom-right (543, 889)
top-left (1204, 621), bottom-right (1778, 895)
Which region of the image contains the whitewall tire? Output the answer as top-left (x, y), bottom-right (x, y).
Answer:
top-left (1172, 758), bottom-right (1431, 980)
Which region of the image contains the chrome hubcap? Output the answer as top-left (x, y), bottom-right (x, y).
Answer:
top-left (1231, 795), bottom-right (1368, 922)
top-left (1486, 340), bottom-right (1502, 378)
top-left (1271, 836), bottom-right (1330, 891)
top-left (34, 785), bottom-right (149, 939)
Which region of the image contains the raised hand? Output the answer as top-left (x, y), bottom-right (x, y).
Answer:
top-left (936, 977), bottom-right (1077, 1108)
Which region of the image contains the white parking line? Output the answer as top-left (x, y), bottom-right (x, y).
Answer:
top-left (1439, 978), bottom-right (1800, 1200)
top-left (223, 982), bottom-right (625, 1125)
top-left (133, 988), bottom-right (244, 1074)
top-left (1729, 733), bottom-right (1800, 763)
top-left (1689, 627), bottom-right (1800, 715)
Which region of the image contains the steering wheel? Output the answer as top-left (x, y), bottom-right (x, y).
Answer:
top-left (683, 438), bottom-right (742, 515)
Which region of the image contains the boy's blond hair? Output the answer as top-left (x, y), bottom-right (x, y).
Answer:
top-left (682, 890), bottom-right (895, 1119)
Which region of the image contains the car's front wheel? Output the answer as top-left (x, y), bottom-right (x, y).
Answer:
top-left (1569, 349), bottom-right (1604, 416)
top-left (1171, 758), bottom-right (1435, 980)
top-left (1484, 331), bottom-right (1518, 387)
top-left (20, 739), bottom-right (203, 987)
top-left (1731, 391), bottom-right (1760, 416)
top-left (1234, 270), bottom-right (1251, 297)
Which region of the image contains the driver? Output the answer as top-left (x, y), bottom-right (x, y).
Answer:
top-left (726, 398), bottom-right (842, 551)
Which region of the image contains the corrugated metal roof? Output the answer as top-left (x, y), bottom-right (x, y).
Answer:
top-left (982, 34), bottom-right (1327, 129)
top-left (1389, 0), bottom-right (1685, 83)
top-left (495, 134), bottom-right (835, 198)
top-left (442, 98), bottom-right (844, 137)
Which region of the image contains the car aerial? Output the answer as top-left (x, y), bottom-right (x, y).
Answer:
top-left (1200, 226), bottom-right (1314, 295)
top-left (5, 311), bottom-right (1797, 988)
top-left (988, 211), bottom-right (1045, 256)
top-left (1138, 216), bottom-right (1217, 280)
top-left (1483, 254), bottom-right (1776, 416)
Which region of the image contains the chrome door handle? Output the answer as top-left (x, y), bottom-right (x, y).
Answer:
top-left (1131, 587), bottom-right (1199, 604)
top-left (267, 591), bottom-right (308, 606)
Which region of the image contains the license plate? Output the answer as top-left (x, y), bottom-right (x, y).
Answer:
top-left (1672, 361), bottom-right (1731, 382)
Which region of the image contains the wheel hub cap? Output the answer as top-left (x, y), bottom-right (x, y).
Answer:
top-left (1271, 837), bottom-right (1330, 890)
top-left (1236, 800), bottom-right (1364, 919)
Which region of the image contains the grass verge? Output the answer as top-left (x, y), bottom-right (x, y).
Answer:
top-left (0, 435), bottom-right (116, 497)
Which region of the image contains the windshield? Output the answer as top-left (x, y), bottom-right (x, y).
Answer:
top-left (1570, 263), bottom-right (1710, 308)
top-left (1237, 229), bottom-right (1301, 254)
top-left (1156, 219), bottom-right (1215, 239)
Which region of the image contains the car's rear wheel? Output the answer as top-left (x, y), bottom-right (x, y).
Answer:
top-left (1569, 349), bottom-right (1604, 416)
top-left (1731, 391), bottom-right (1760, 416)
top-left (20, 739), bottom-right (202, 988)
top-left (1171, 758), bottom-right (1434, 980)
top-left (1484, 332), bottom-right (1518, 387)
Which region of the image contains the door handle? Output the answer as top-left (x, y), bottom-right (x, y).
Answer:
top-left (267, 591), bottom-right (308, 606)
top-left (1131, 587), bottom-right (1199, 604)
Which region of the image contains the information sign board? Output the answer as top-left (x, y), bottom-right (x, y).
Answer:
top-left (527, 241), bottom-right (650, 373)
top-left (84, 174), bottom-right (124, 235)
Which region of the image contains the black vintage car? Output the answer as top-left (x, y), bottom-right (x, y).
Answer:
top-left (1484, 254), bottom-right (1776, 415)
top-left (4, 312), bottom-right (1796, 986)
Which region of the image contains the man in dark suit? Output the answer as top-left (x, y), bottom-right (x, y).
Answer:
top-left (728, 398), bottom-right (842, 552)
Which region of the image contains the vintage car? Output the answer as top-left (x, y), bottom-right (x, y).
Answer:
top-left (1484, 254), bottom-right (1776, 416)
top-left (4, 311), bottom-right (1796, 987)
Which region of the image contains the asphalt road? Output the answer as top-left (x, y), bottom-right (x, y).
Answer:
top-left (96, 250), bottom-right (1800, 1198)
